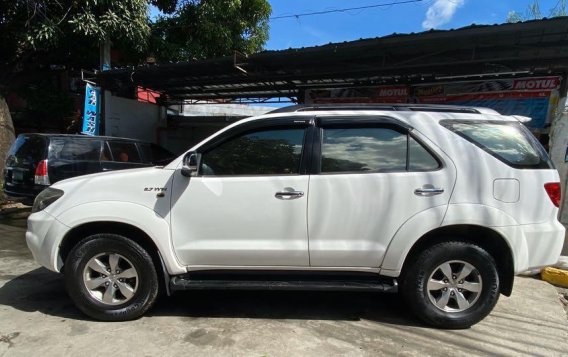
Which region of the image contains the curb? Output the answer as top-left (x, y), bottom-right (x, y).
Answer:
top-left (541, 267), bottom-right (568, 288)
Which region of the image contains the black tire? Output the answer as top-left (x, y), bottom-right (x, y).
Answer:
top-left (401, 241), bottom-right (500, 329)
top-left (64, 234), bottom-right (159, 321)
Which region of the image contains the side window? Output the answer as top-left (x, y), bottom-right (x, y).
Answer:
top-left (49, 138), bottom-right (102, 161)
top-left (320, 126), bottom-right (440, 173)
top-left (408, 137), bottom-right (440, 171)
top-left (101, 142), bottom-right (112, 161)
top-left (200, 128), bottom-right (306, 176)
top-left (321, 127), bottom-right (407, 173)
top-left (107, 141), bottom-right (141, 163)
top-left (139, 143), bottom-right (174, 165)
top-left (138, 143), bottom-right (153, 164)
top-left (442, 121), bottom-right (552, 169)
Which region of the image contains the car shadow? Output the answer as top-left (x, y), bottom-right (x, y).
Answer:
top-left (150, 289), bottom-right (423, 327)
top-left (0, 268), bottom-right (87, 320)
top-left (0, 268), bottom-right (423, 327)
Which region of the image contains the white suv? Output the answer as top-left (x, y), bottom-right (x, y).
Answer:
top-left (25, 104), bottom-right (565, 328)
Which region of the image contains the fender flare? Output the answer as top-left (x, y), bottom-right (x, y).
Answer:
top-left (54, 201), bottom-right (186, 275)
top-left (380, 204), bottom-right (520, 276)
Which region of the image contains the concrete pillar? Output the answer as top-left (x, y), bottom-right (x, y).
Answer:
top-left (549, 92), bottom-right (568, 255)
top-left (550, 96), bottom-right (568, 222)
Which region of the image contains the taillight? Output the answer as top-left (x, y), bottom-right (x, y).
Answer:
top-left (544, 182), bottom-right (561, 207)
top-left (34, 160), bottom-right (50, 185)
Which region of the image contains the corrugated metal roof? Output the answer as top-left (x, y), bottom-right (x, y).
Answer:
top-left (97, 17), bottom-right (568, 104)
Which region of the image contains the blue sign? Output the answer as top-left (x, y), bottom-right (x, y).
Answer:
top-left (82, 84), bottom-right (101, 135)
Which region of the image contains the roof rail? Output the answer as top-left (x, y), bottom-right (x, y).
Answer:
top-left (268, 104), bottom-right (486, 114)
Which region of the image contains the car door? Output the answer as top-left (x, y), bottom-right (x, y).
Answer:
top-left (47, 137), bottom-right (103, 183)
top-left (170, 118), bottom-right (312, 267)
top-left (307, 116), bottom-right (456, 268)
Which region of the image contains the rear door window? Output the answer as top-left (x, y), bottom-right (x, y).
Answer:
top-left (48, 138), bottom-right (102, 161)
top-left (321, 127), bottom-right (407, 172)
top-left (441, 121), bottom-right (552, 169)
top-left (319, 126), bottom-right (440, 173)
top-left (107, 141), bottom-right (141, 163)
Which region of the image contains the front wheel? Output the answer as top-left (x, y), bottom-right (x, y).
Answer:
top-left (64, 234), bottom-right (159, 321)
top-left (401, 241), bottom-right (500, 329)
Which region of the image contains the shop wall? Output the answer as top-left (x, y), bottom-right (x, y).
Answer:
top-left (104, 91), bottom-right (165, 143)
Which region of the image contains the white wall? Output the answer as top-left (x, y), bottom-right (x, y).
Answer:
top-left (179, 103), bottom-right (272, 117)
top-left (104, 91), bottom-right (165, 143)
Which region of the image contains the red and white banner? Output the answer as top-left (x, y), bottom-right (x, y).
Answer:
top-left (305, 76), bottom-right (562, 128)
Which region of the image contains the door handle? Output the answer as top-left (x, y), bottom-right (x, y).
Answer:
top-left (414, 187), bottom-right (444, 196)
top-left (102, 168), bottom-right (112, 171)
top-left (275, 191), bottom-right (304, 200)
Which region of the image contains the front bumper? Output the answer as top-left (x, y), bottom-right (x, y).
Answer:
top-left (26, 209), bottom-right (70, 272)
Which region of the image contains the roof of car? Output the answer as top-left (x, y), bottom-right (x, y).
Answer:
top-left (269, 104), bottom-right (500, 115)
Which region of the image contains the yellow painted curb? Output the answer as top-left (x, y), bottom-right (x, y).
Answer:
top-left (541, 267), bottom-right (568, 288)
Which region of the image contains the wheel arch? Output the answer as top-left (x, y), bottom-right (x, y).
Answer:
top-left (59, 221), bottom-right (170, 294)
top-left (400, 224), bottom-right (515, 296)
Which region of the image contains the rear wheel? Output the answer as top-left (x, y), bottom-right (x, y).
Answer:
top-left (64, 234), bottom-right (159, 321)
top-left (401, 241), bottom-right (500, 329)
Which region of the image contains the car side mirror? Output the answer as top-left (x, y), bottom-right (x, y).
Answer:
top-left (181, 152), bottom-right (200, 177)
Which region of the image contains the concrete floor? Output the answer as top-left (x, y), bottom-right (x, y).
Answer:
top-left (1, 219), bottom-right (567, 357)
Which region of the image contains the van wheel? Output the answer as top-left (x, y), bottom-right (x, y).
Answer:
top-left (64, 234), bottom-right (159, 321)
top-left (401, 241), bottom-right (500, 329)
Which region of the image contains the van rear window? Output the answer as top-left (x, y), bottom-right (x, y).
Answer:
top-left (6, 135), bottom-right (47, 167)
top-left (441, 120), bottom-right (552, 169)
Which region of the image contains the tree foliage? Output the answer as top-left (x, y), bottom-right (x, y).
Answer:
top-left (0, 0), bottom-right (149, 76)
top-left (507, 0), bottom-right (566, 23)
top-left (0, 0), bottom-right (271, 83)
top-left (148, 0), bottom-right (271, 62)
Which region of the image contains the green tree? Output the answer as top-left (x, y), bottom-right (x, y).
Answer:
top-left (149, 0), bottom-right (271, 61)
top-left (0, 0), bottom-right (272, 172)
top-left (507, 0), bottom-right (566, 23)
top-left (0, 0), bottom-right (150, 172)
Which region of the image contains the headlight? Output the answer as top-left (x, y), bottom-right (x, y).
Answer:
top-left (32, 188), bottom-right (64, 213)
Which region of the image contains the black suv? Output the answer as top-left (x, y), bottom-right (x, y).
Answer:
top-left (3, 134), bottom-right (175, 203)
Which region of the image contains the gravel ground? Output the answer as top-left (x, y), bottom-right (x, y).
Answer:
top-left (556, 286), bottom-right (568, 320)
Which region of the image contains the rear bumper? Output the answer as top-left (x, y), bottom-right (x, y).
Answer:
top-left (3, 183), bottom-right (46, 200)
top-left (494, 220), bottom-right (565, 274)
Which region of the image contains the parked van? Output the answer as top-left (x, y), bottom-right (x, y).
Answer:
top-left (3, 134), bottom-right (174, 202)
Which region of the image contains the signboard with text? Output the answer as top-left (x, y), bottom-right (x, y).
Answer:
top-left (82, 84), bottom-right (101, 136)
top-left (305, 76), bottom-right (562, 129)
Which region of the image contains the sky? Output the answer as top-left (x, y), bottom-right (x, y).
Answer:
top-left (265, 0), bottom-right (563, 50)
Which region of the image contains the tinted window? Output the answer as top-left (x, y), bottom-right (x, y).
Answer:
top-left (409, 137), bottom-right (440, 171)
top-left (48, 138), bottom-right (102, 161)
top-left (101, 143), bottom-right (112, 161)
top-left (321, 127), bottom-right (440, 173)
top-left (6, 135), bottom-right (47, 167)
top-left (201, 128), bottom-right (305, 175)
top-left (107, 141), bottom-right (141, 163)
top-left (443, 121), bottom-right (552, 169)
top-left (321, 127), bottom-right (407, 172)
top-left (139, 143), bottom-right (174, 165)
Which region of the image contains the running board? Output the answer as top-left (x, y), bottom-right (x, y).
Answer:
top-left (170, 277), bottom-right (398, 293)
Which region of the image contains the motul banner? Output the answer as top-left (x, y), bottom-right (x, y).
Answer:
top-left (305, 76), bottom-right (562, 129)
top-left (307, 85), bottom-right (410, 104)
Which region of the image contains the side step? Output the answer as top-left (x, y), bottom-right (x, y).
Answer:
top-left (170, 277), bottom-right (398, 293)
